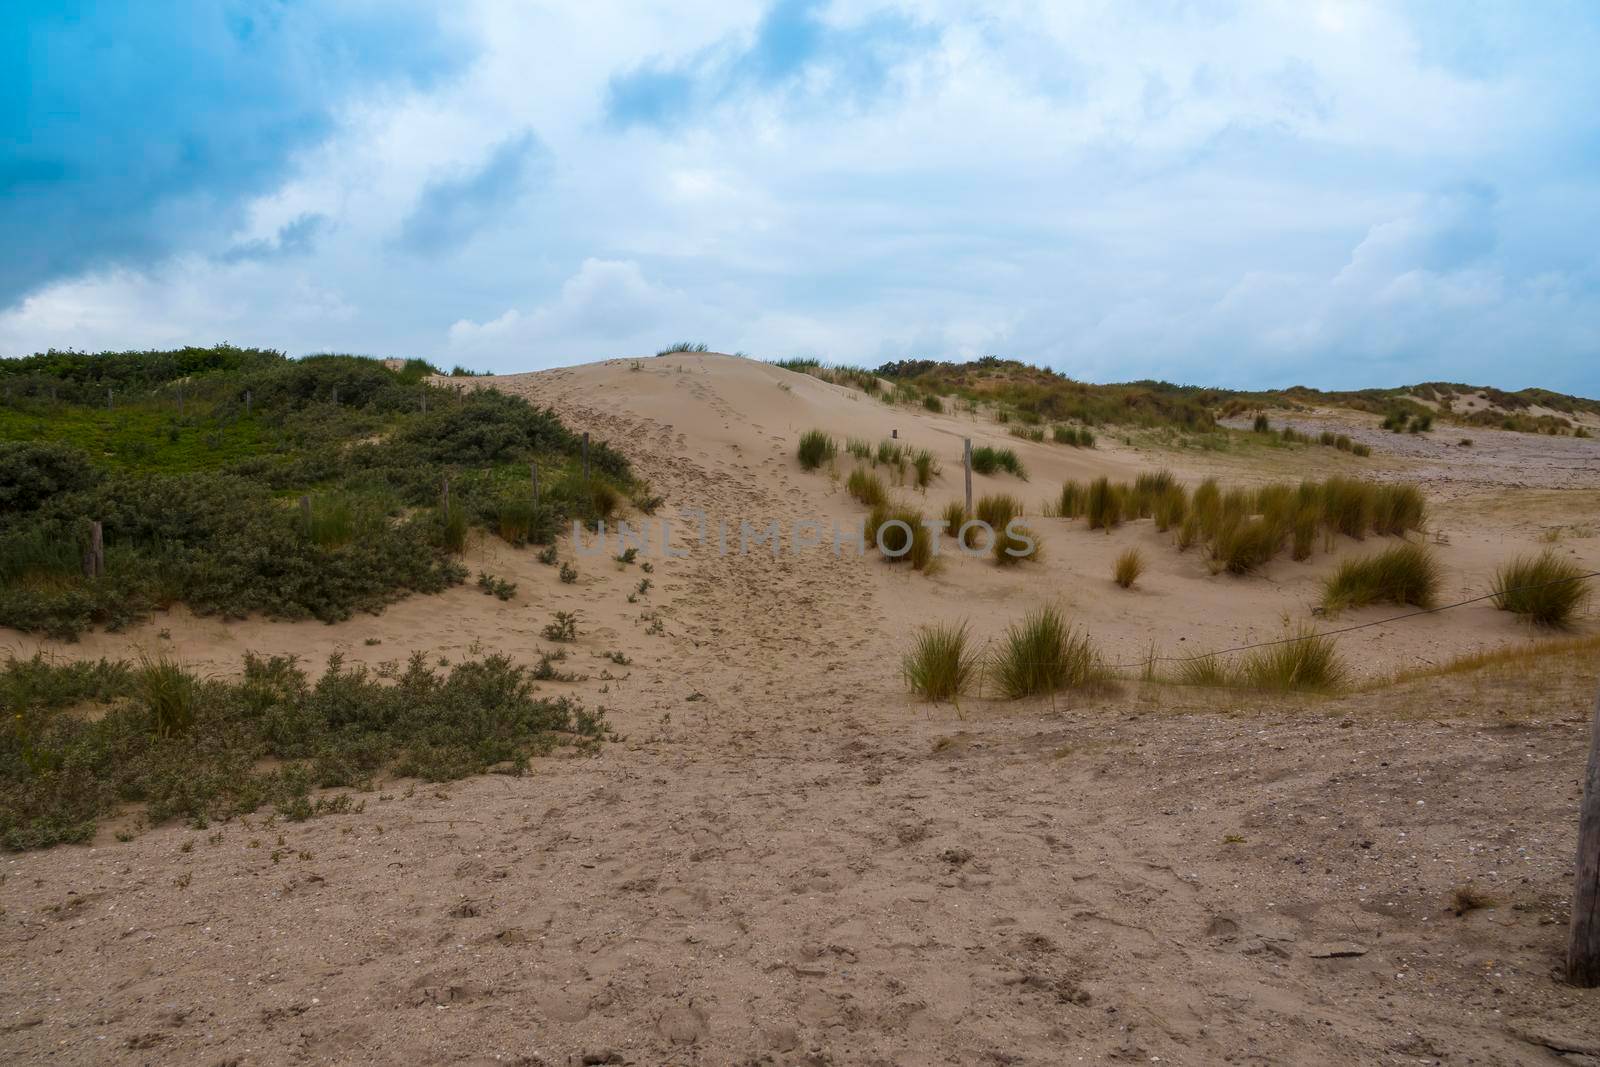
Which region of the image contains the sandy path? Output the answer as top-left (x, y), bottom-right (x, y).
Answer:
top-left (4, 353), bottom-right (1600, 1064)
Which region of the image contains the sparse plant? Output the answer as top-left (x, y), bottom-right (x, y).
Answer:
top-left (911, 449), bottom-right (939, 489)
top-left (137, 654), bottom-right (196, 739)
top-left (542, 611), bottom-right (580, 641)
top-left (559, 562), bottom-right (577, 584)
top-left (1113, 548), bottom-right (1144, 589)
top-left (476, 572), bottom-right (516, 601)
top-left (537, 545), bottom-right (559, 565)
top-left (615, 547), bottom-right (638, 565)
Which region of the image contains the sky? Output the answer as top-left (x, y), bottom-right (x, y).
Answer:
top-left (4, 1), bottom-right (1599, 395)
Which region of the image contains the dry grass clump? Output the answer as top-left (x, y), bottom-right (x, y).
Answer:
top-left (138, 653), bottom-right (198, 738)
top-left (903, 622), bottom-right (980, 702)
top-left (989, 606), bottom-right (1097, 699)
top-left (974, 494), bottom-right (1035, 564)
top-left (1372, 483), bottom-right (1427, 536)
top-left (1449, 885), bottom-right (1497, 916)
top-left (846, 467), bottom-right (888, 508)
top-left (941, 500), bottom-right (967, 534)
top-left (1322, 543), bottom-right (1441, 612)
top-left (1491, 550), bottom-right (1591, 627)
top-left (1113, 548), bottom-right (1144, 588)
top-left (911, 449), bottom-right (940, 489)
top-left (975, 493), bottom-right (1020, 532)
top-left (797, 429), bottom-right (836, 470)
top-left (1173, 628), bottom-right (1346, 692)
top-left (1050, 480), bottom-right (1085, 519)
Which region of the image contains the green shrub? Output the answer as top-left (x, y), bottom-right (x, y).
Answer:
top-left (1492, 550), bottom-right (1590, 627)
top-left (989, 606), bottom-right (1097, 699)
top-left (0, 651), bottom-right (602, 850)
top-left (903, 622), bottom-right (979, 702)
top-left (1322, 543), bottom-right (1441, 612)
top-left (1252, 413), bottom-right (1271, 433)
top-left (797, 430), bottom-right (836, 470)
top-left (922, 394), bottom-right (943, 413)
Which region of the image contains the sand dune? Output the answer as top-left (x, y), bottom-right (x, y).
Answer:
top-left (4, 352), bottom-right (1599, 1064)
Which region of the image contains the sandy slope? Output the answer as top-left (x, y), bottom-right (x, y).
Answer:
top-left (4, 352), bottom-right (1600, 1065)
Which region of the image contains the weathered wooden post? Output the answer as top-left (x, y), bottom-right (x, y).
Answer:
top-left (891, 428), bottom-right (898, 439)
top-left (82, 521), bottom-right (104, 578)
top-left (1569, 687), bottom-right (1600, 986)
top-left (244, 390), bottom-right (252, 416)
top-left (582, 432), bottom-right (590, 486)
top-left (963, 438), bottom-right (973, 515)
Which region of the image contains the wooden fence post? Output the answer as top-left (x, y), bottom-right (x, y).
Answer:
top-left (963, 438), bottom-right (973, 515)
top-left (82, 521), bottom-right (104, 578)
top-left (1569, 687), bottom-right (1600, 986)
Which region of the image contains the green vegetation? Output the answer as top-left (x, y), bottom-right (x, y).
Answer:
top-left (902, 622), bottom-right (980, 703)
top-left (796, 429), bottom-right (837, 470)
top-left (989, 605), bottom-right (1098, 699)
top-left (1051, 470), bottom-right (1428, 577)
top-left (0, 651), bottom-right (603, 850)
top-left (1492, 550), bottom-right (1591, 627)
top-left (867, 504), bottom-right (934, 569)
top-left (657, 341), bottom-right (709, 356)
top-left (0, 348), bottom-right (629, 639)
top-left (1321, 543), bottom-right (1441, 612)
top-left (969, 445), bottom-right (1026, 479)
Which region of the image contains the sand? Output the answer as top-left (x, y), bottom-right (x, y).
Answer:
top-left (3, 352), bottom-right (1599, 1064)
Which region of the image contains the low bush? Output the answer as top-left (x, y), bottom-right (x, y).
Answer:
top-left (0, 651), bottom-right (603, 850)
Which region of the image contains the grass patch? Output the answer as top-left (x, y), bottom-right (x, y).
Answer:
top-left (846, 467), bottom-right (888, 508)
top-left (969, 445), bottom-right (1027, 479)
top-left (1113, 548), bottom-right (1144, 588)
top-left (1322, 543), bottom-right (1441, 612)
top-left (903, 622), bottom-right (980, 703)
top-left (797, 429), bottom-right (836, 471)
top-left (1491, 550), bottom-right (1591, 627)
top-left (989, 606), bottom-right (1097, 699)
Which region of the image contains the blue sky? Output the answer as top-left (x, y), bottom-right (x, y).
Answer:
top-left (4, 1), bottom-right (1598, 394)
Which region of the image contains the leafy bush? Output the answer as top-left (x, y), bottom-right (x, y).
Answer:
top-left (903, 622), bottom-right (979, 702)
top-left (1492, 550), bottom-right (1590, 627)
